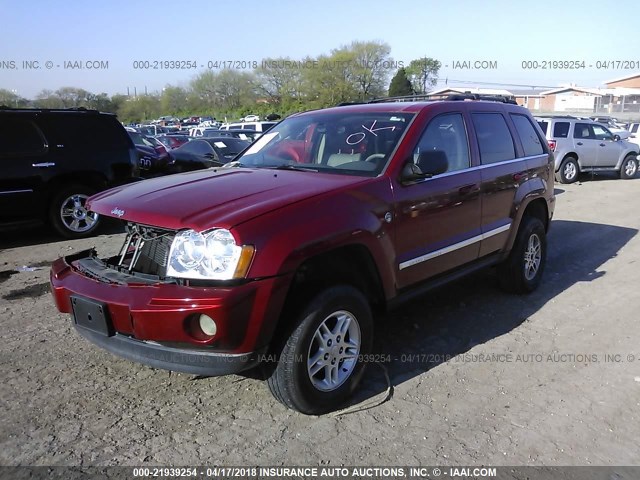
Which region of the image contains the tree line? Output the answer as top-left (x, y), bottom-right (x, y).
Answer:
top-left (0, 41), bottom-right (440, 123)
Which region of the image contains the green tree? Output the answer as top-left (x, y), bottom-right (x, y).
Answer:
top-left (117, 94), bottom-right (161, 123)
top-left (406, 57), bottom-right (441, 94)
top-left (0, 89), bottom-right (28, 107)
top-left (160, 86), bottom-right (188, 116)
top-left (349, 40), bottom-right (393, 100)
top-left (191, 69), bottom-right (257, 113)
top-left (255, 57), bottom-right (303, 105)
top-left (388, 68), bottom-right (414, 97)
top-left (33, 89), bottom-right (65, 109)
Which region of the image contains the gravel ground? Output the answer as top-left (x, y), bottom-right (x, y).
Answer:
top-left (1, 174), bottom-right (639, 467)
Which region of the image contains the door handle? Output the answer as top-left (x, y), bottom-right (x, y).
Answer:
top-left (576, 142), bottom-right (583, 146)
top-left (599, 143), bottom-right (606, 147)
top-left (32, 162), bottom-right (56, 168)
top-left (458, 184), bottom-right (476, 196)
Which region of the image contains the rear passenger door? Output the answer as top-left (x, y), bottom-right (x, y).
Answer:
top-left (470, 111), bottom-right (523, 257)
top-left (0, 117), bottom-right (50, 221)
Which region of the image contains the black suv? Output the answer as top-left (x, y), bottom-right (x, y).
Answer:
top-left (0, 108), bottom-right (139, 238)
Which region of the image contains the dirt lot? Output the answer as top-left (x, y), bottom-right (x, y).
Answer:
top-left (1, 174), bottom-right (639, 467)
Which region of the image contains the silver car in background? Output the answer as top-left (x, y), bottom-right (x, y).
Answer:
top-left (536, 116), bottom-right (639, 183)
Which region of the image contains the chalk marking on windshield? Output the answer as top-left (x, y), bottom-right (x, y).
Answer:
top-left (346, 120), bottom-right (397, 145)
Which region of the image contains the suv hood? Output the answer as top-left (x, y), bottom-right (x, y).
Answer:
top-left (88, 168), bottom-right (368, 230)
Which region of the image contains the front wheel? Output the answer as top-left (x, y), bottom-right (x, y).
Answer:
top-left (620, 155), bottom-right (638, 179)
top-left (267, 285), bottom-right (373, 415)
top-left (498, 216), bottom-right (547, 294)
top-left (49, 185), bottom-right (101, 238)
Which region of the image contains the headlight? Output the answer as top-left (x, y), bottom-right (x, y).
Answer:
top-left (166, 228), bottom-right (254, 280)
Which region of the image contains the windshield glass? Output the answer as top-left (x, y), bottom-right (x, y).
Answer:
top-left (234, 111), bottom-right (414, 176)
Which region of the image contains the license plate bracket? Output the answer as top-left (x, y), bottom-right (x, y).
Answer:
top-left (70, 295), bottom-right (113, 336)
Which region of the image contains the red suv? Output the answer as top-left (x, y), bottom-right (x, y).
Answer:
top-left (50, 95), bottom-right (555, 414)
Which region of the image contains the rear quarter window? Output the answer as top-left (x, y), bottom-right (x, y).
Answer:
top-left (0, 117), bottom-right (47, 155)
top-left (38, 114), bottom-right (131, 150)
top-left (511, 114), bottom-right (544, 156)
top-left (471, 113), bottom-right (516, 164)
top-left (537, 121), bottom-right (549, 135)
top-left (552, 122), bottom-right (570, 138)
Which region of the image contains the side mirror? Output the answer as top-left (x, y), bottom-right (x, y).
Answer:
top-left (401, 150), bottom-right (449, 182)
top-left (613, 134), bottom-right (621, 141)
top-left (417, 150), bottom-right (449, 176)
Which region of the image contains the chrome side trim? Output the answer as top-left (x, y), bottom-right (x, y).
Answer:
top-left (399, 223), bottom-right (511, 270)
top-left (0, 189), bottom-right (34, 195)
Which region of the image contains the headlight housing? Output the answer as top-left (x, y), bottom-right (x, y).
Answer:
top-left (166, 228), bottom-right (254, 280)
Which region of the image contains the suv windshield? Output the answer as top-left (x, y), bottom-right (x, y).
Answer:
top-left (234, 111), bottom-right (414, 176)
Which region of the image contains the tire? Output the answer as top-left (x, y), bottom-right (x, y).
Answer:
top-left (267, 285), bottom-right (373, 415)
top-left (558, 156), bottom-right (579, 184)
top-left (498, 216), bottom-right (547, 294)
top-left (619, 155), bottom-right (638, 179)
top-left (49, 184), bottom-right (101, 238)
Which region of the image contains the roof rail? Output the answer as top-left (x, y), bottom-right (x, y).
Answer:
top-left (368, 93), bottom-right (518, 105)
top-left (0, 106), bottom-right (100, 113)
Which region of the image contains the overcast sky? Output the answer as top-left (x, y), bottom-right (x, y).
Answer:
top-left (2, 0), bottom-right (639, 97)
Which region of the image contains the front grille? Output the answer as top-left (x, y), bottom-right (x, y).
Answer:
top-left (109, 223), bottom-right (175, 278)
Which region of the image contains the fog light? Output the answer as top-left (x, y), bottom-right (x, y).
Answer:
top-left (198, 314), bottom-right (217, 336)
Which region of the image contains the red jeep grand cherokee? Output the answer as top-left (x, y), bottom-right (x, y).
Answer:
top-left (51, 95), bottom-right (555, 414)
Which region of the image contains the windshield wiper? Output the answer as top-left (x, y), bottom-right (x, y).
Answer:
top-left (270, 164), bottom-right (318, 172)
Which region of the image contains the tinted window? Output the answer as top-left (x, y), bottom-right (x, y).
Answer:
top-left (209, 138), bottom-right (250, 160)
top-left (511, 114), bottom-right (544, 157)
top-left (188, 140), bottom-right (214, 155)
top-left (553, 122), bottom-right (570, 138)
top-left (573, 123), bottom-right (593, 139)
top-left (537, 121), bottom-right (548, 135)
top-left (413, 113), bottom-right (470, 172)
top-left (471, 113), bottom-right (515, 164)
top-left (39, 114), bottom-right (130, 150)
top-left (631, 124), bottom-right (639, 134)
top-left (178, 141), bottom-right (210, 154)
top-left (0, 118), bottom-right (47, 155)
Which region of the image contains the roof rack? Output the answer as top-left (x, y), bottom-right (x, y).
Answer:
top-left (368, 93), bottom-right (518, 105)
top-left (0, 106), bottom-right (100, 113)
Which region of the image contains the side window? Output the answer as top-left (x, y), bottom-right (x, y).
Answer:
top-left (592, 124), bottom-right (612, 141)
top-left (630, 124), bottom-right (639, 134)
top-left (471, 113), bottom-right (516, 164)
top-left (573, 123), bottom-right (594, 139)
top-left (553, 122), bottom-right (570, 138)
top-left (413, 113), bottom-right (470, 173)
top-left (0, 118), bottom-right (47, 155)
top-left (511, 114), bottom-right (544, 156)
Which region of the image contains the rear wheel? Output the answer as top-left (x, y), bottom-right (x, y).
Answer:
top-left (49, 185), bottom-right (100, 238)
top-left (620, 155), bottom-right (638, 179)
top-left (558, 156), bottom-right (579, 184)
top-left (267, 285), bottom-right (373, 415)
top-left (498, 216), bottom-right (547, 294)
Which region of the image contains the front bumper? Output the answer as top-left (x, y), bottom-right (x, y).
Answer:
top-left (73, 323), bottom-right (264, 376)
top-left (50, 250), bottom-right (289, 376)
